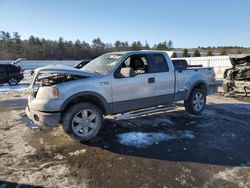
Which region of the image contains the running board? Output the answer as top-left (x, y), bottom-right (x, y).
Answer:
top-left (114, 104), bottom-right (177, 121)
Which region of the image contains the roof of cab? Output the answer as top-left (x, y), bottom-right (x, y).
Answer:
top-left (109, 50), bottom-right (167, 56)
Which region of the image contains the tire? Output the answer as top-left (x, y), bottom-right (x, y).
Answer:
top-left (184, 88), bottom-right (206, 115)
top-left (62, 102), bottom-right (103, 142)
top-left (8, 77), bottom-right (18, 85)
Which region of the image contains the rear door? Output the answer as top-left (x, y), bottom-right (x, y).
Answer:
top-left (150, 53), bottom-right (175, 103)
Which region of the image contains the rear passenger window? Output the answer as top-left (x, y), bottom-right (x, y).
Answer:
top-left (172, 60), bottom-right (188, 70)
top-left (152, 54), bottom-right (169, 72)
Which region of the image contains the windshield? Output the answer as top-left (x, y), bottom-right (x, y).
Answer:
top-left (81, 54), bottom-right (123, 74)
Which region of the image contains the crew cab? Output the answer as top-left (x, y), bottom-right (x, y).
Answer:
top-left (26, 51), bottom-right (217, 142)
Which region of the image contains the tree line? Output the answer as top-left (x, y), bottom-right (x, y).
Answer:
top-left (0, 31), bottom-right (174, 60)
top-left (1, 31), bottom-right (248, 60)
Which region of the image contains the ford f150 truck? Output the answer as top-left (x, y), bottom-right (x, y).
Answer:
top-left (26, 51), bottom-right (217, 142)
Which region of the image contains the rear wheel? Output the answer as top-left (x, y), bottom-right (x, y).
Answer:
top-left (62, 102), bottom-right (103, 142)
top-left (184, 88), bottom-right (206, 115)
top-left (8, 77), bottom-right (18, 85)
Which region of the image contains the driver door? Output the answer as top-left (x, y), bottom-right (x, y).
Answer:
top-left (111, 54), bottom-right (156, 113)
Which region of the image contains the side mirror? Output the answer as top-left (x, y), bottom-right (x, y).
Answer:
top-left (115, 67), bottom-right (136, 78)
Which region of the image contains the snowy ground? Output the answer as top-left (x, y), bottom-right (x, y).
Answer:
top-left (0, 83), bottom-right (29, 92)
top-left (0, 89), bottom-right (250, 187)
top-left (117, 130), bottom-right (195, 148)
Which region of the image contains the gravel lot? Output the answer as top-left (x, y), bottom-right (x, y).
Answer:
top-left (0, 88), bottom-right (249, 188)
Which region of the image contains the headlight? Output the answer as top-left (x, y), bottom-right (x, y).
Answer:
top-left (36, 87), bottom-right (59, 99)
top-left (51, 87), bottom-right (59, 98)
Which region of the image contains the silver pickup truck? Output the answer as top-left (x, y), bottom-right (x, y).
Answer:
top-left (26, 51), bottom-right (217, 141)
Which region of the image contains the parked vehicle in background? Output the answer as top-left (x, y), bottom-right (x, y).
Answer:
top-left (74, 60), bottom-right (91, 69)
top-left (0, 64), bottom-right (24, 85)
top-left (223, 54), bottom-right (250, 96)
top-left (26, 51), bottom-right (217, 142)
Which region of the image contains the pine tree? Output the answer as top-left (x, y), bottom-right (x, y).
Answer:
top-left (131, 41), bottom-right (142, 50)
top-left (114, 40), bottom-right (121, 50)
top-left (171, 52), bottom-right (177, 58)
top-left (207, 49), bottom-right (213, 56)
top-left (182, 48), bottom-right (189, 57)
top-left (144, 40), bottom-right (150, 49)
top-left (193, 49), bottom-right (201, 57)
top-left (167, 40), bottom-right (173, 50)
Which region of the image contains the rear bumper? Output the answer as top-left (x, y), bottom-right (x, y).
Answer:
top-left (25, 105), bottom-right (61, 127)
top-left (207, 83), bottom-right (218, 95)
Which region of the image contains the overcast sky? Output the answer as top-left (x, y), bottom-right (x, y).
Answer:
top-left (0, 0), bottom-right (249, 48)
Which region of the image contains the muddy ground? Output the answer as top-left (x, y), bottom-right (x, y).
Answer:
top-left (0, 90), bottom-right (250, 188)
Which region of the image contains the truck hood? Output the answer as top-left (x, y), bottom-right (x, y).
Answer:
top-left (229, 54), bottom-right (250, 67)
top-left (34, 64), bottom-right (96, 77)
top-left (29, 65), bottom-right (97, 90)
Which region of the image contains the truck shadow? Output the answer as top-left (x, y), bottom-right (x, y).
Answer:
top-left (86, 103), bottom-right (250, 167)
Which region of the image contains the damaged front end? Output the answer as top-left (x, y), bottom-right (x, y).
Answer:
top-left (38, 74), bottom-right (85, 87)
top-left (29, 65), bottom-right (94, 96)
top-left (223, 54), bottom-right (250, 96)
top-left (26, 65), bottom-right (94, 128)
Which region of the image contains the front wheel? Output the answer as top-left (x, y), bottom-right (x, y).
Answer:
top-left (62, 102), bottom-right (103, 142)
top-left (184, 89), bottom-right (206, 115)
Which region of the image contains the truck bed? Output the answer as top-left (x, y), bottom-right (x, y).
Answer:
top-left (174, 67), bottom-right (215, 101)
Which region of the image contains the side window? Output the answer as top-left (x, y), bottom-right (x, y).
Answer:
top-left (115, 55), bottom-right (150, 78)
top-left (152, 54), bottom-right (169, 73)
top-left (172, 60), bottom-right (188, 70)
top-left (127, 55), bottom-right (149, 74)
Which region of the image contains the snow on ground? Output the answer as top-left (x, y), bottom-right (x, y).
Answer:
top-left (204, 167), bottom-right (250, 188)
top-left (0, 84), bottom-right (29, 92)
top-left (117, 130), bottom-right (195, 148)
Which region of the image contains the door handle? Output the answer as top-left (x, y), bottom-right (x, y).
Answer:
top-left (148, 77), bottom-right (155, 84)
